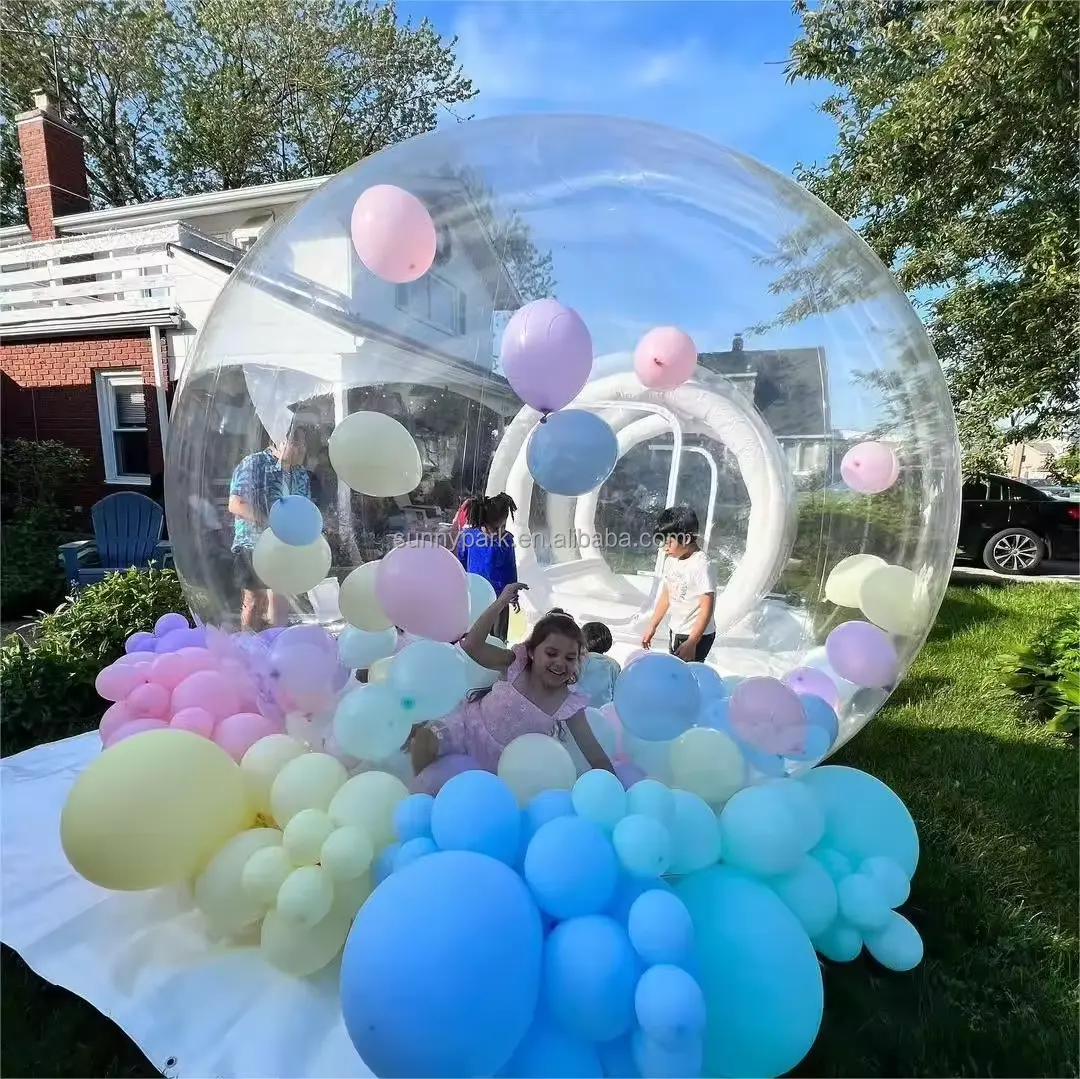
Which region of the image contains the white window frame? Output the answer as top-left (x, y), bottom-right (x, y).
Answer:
top-left (395, 272), bottom-right (467, 336)
top-left (95, 370), bottom-right (152, 485)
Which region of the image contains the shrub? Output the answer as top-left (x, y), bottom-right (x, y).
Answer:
top-left (0, 567), bottom-right (187, 754)
top-left (995, 608), bottom-right (1080, 735)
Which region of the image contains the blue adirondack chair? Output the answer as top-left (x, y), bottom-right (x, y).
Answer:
top-left (59, 492), bottom-right (173, 590)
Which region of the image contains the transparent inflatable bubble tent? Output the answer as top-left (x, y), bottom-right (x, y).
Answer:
top-left (166, 114), bottom-right (961, 767)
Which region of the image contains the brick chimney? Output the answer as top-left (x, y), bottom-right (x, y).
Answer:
top-left (15, 90), bottom-right (91, 240)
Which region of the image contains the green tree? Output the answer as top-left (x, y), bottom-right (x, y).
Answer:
top-left (781, 0), bottom-right (1078, 462)
top-left (1045, 445), bottom-right (1080, 485)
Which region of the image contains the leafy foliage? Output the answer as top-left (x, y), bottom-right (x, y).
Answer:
top-left (0, 567), bottom-right (186, 753)
top-left (1045, 444), bottom-right (1080, 485)
top-left (780, 0), bottom-right (1078, 459)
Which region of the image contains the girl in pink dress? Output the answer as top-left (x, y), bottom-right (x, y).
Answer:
top-left (410, 584), bottom-right (615, 776)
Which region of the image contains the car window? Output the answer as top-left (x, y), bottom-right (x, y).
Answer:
top-left (1005, 480), bottom-right (1049, 502)
top-left (986, 479), bottom-right (1007, 501)
top-left (962, 479), bottom-right (989, 500)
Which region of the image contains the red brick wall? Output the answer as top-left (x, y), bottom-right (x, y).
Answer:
top-left (16, 111), bottom-right (91, 241)
top-left (1, 332), bottom-right (166, 522)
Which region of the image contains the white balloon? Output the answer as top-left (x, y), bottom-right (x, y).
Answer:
top-left (252, 531), bottom-right (332, 595)
top-left (824, 554), bottom-right (886, 609)
top-left (858, 564), bottom-right (927, 635)
top-left (669, 727), bottom-right (746, 805)
top-left (466, 573), bottom-right (497, 619)
top-left (339, 561), bottom-right (392, 631)
top-left (497, 733), bottom-right (577, 805)
top-left (328, 411), bottom-right (422, 497)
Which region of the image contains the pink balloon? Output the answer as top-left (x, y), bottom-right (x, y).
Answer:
top-left (170, 706), bottom-right (216, 738)
top-left (375, 543), bottom-right (470, 643)
top-left (152, 648), bottom-right (216, 690)
top-left (171, 670), bottom-right (241, 721)
top-left (825, 621), bottom-right (899, 688)
top-left (350, 184), bottom-right (436, 284)
top-left (99, 701), bottom-right (132, 744)
top-left (126, 681), bottom-right (172, 719)
top-left (95, 663), bottom-right (148, 703)
top-left (841, 441), bottom-right (899, 494)
top-left (214, 712), bottom-right (278, 761)
top-left (499, 298), bottom-right (592, 412)
top-left (105, 718), bottom-right (169, 748)
top-left (411, 753), bottom-right (482, 796)
top-left (633, 326), bottom-right (698, 390)
top-left (728, 677), bottom-right (808, 756)
top-left (782, 667), bottom-right (840, 710)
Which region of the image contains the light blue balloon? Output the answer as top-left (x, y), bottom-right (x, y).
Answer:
top-left (634, 964), bottom-right (706, 1047)
top-left (431, 770), bottom-right (521, 865)
top-left (393, 793), bottom-right (434, 843)
top-left (813, 919), bottom-right (863, 962)
top-left (687, 662), bottom-right (728, 703)
top-left (498, 1014), bottom-right (602, 1078)
top-left (543, 915), bottom-right (640, 1042)
top-left (799, 765), bottom-right (919, 876)
top-left (768, 854), bottom-right (839, 938)
top-left (787, 722), bottom-right (834, 763)
top-left (338, 625), bottom-right (397, 671)
top-left (675, 865), bottom-right (824, 1079)
top-left (394, 835), bottom-right (438, 871)
top-left (797, 692), bottom-right (839, 745)
top-left (613, 814), bottom-right (672, 878)
top-left (864, 910), bottom-right (924, 971)
top-left (519, 788), bottom-right (576, 864)
top-left (373, 843), bottom-right (400, 885)
top-left (341, 850), bottom-right (543, 1079)
top-left (837, 872), bottom-right (891, 931)
top-left (813, 846), bottom-right (853, 883)
top-left (526, 409), bottom-right (619, 497)
top-left (269, 494), bottom-right (323, 546)
top-left (626, 779), bottom-right (674, 827)
top-left (389, 639), bottom-right (468, 722)
top-left (632, 1030), bottom-right (703, 1079)
top-left (334, 684), bottom-right (413, 761)
top-left (573, 768), bottom-right (629, 831)
top-left (698, 696), bottom-right (731, 734)
top-left (860, 855), bottom-right (911, 908)
top-left (627, 889), bottom-right (694, 966)
top-left (615, 654), bottom-right (699, 742)
top-left (667, 791), bottom-right (721, 876)
top-left (765, 777), bottom-right (825, 851)
top-left (596, 1034), bottom-right (639, 1079)
top-left (524, 815), bottom-right (619, 919)
top-left (742, 744), bottom-right (788, 778)
top-left (718, 783), bottom-right (804, 877)
top-left (466, 572), bottom-right (498, 619)
top-left (606, 871), bottom-right (673, 924)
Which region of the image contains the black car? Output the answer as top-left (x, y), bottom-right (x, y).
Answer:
top-left (959, 474), bottom-right (1080, 574)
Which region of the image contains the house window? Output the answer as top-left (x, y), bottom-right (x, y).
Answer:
top-left (395, 274), bottom-right (467, 335)
top-left (96, 370), bottom-right (151, 484)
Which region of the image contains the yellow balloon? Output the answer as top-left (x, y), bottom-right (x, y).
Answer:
top-left (282, 808), bottom-right (335, 865)
top-left (270, 752), bottom-right (348, 826)
top-left (333, 869), bottom-right (374, 917)
top-left (339, 561), bottom-right (392, 631)
top-left (328, 771), bottom-right (408, 847)
top-left (252, 531), bottom-right (332, 595)
top-left (858, 563), bottom-right (927, 635)
top-left (498, 734), bottom-right (577, 806)
top-left (276, 865), bottom-right (334, 928)
top-left (669, 728), bottom-right (746, 805)
top-left (61, 729), bottom-right (251, 891)
top-left (242, 845), bottom-right (294, 905)
top-left (194, 827), bottom-right (283, 938)
top-left (367, 655), bottom-right (393, 684)
top-left (260, 904), bottom-right (351, 977)
top-left (321, 825), bottom-right (375, 880)
top-left (824, 554), bottom-right (886, 609)
top-left (328, 411), bottom-right (422, 497)
top-left (240, 734), bottom-right (308, 817)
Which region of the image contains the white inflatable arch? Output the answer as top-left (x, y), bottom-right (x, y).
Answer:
top-left (487, 370), bottom-right (797, 638)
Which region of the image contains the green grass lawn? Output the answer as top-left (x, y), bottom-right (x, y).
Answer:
top-left (3, 581), bottom-right (1078, 1078)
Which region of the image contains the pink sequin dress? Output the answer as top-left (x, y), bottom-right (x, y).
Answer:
top-left (433, 645), bottom-right (589, 772)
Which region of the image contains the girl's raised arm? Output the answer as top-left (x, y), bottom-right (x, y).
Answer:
top-left (461, 584), bottom-right (527, 670)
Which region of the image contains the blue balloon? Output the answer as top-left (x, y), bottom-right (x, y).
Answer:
top-left (341, 851), bottom-right (543, 1079)
top-left (627, 889), bottom-right (694, 966)
top-left (742, 745), bottom-right (788, 778)
top-left (615, 654), bottom-right (699, 742)
top-left (787, 722), bottom-right (834, 763)
top-left (389, 639), bottom-right (468, 722)
top-left (767, 855), bottom-right (839, 938)
top-left (520, 789), bottom-right (576, 862)
top-left (498, 1014), bottom-right (602, 1078)
top-left (687, 662), bottom-right (728, 703)
top-left (796, 693), bottom-right (839, 745)
top-left (864, 910), bottom-right (923, 971)
top-left (612, 814), bottom-right (671, 878)
top-left (525, 815), bottom-right (619, 919)
top-left (431, 770), bottom-right (521, 865)
top-left (373, 843), bottom-right (400, 885)
top-left (339, 625), bottom-right (397, 671)
top-left (394, 836), bottom-right (438, 871)
top-left (632, 1030), bottom-right (703, 1079)
top-left (573, 768), bottom-right (629, 831)
top-left (860, 855), bottom-right (911, 908)
top-left (269, 494), bottom-right (323, 546)
top-left (543, 915), bottom-right (640, 1042)
top-left (626, 779), bottom-right (674, 827)
top-left (667, 791), bottom-right (721, 876)
top-left (634, 964), bottom-right (706, 1047)
top-left (813, 846), bottom-right (853, 883)
top-left (675, 866), bottom-right (823, 1079)
top-left (799, 765), bottom-right (919, 877)
top-left (718, 783), bottom-right (804, 877)
top-left (394, 793), bottom-right (434, 843)
top-left (596, 1034), bottom-right (639, 1078)
top-left (836, 872), bottom-right (891, 932)
top-left (526, 409), bottom-right (619, 497)
top-left (606, 871), bottom-right (672, 924)
top-left (334, 684), bottom-right (412, 762)
top-left (814, 920), bottom-right (863, 962)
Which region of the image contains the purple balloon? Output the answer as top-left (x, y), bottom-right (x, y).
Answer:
top-left (260, 626), bottom-right (285, 644)
top-left (728, 677), bottom-right (808, 756)
top-left (274, 623), bottom-right (335, 653)
top-left (155, 626), bottom-right (204, 653)
top-left (124, 631), bottom-right (157, 654)
top-left (411, 754), bottom-right (483, 796)
top-left (499, 298), bottom-right (592, 412)
top-left (826, 621), bottom-right (900, 688)
top-left (273, 642), bottom-right (337, 695)
top-left (154, 612), bottom-right (189, 637)
top-left (782, 666), bottom-right (840, 710)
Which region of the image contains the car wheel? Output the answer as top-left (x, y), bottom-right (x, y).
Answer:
top-left (982, 528), bottom-right (1045, 575)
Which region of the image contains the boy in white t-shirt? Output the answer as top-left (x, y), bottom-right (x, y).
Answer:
top-left (642, 505), bottom-right (718, 663)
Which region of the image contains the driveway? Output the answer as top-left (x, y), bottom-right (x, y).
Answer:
top-left (951, 559), bottom-right (1079, 584)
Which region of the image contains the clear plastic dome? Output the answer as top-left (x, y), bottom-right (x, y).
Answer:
top-left (165, 114), bottom-right (961, 759)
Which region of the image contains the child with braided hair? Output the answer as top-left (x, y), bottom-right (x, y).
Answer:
top-left (454, 492), bottom-right (519, 640)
